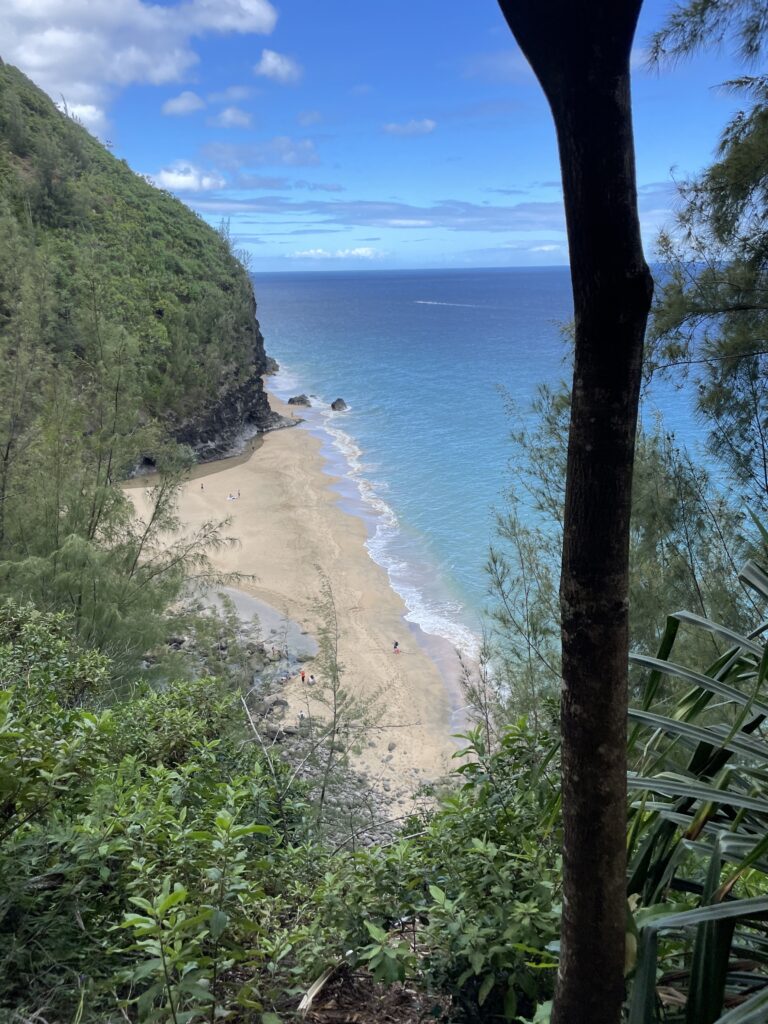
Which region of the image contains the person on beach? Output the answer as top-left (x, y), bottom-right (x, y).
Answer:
top-left (393, 640), bottom-right (400, 654)
top-left (300, 669), bottom-right (306, 684)
top-left (200, 483), bottom-right (204, 491)
top-left (237, 489), bottom-right (240, 498)
top-left (309, 673), bottom-right (316, 685)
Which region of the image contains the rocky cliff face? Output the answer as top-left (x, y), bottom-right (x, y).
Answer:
top-left (172, 307), bottom-right (289, 460)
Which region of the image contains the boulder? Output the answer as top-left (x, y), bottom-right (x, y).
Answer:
top-left (287, 394), bottom-right (311, 407)
top-left (264, 694), bottom-right (289, 711)
top-left (331, 398), bottom-right (348, 411)
top-left (262, 723), bottom-right (298, 741)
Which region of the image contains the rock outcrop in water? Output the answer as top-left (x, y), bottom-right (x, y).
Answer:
top-left (331, 398), bottom-right (348, 411)
top-left (288, 394), bottom-right (312, 407)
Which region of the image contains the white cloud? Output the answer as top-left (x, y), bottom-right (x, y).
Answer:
top-left (530, 244), bottom-right (562, 253)
top-left (186, 0), bottom-right (276, 33)
top-left (253, 49), bottom-right (302, 84)
top-left (154, 161), bottom-right (226, 192)
top-left (251, 136), bottom-right (319, 165)
top-left (212, 105), bottom-right (252, 127)
top-left (383, 118), bottom-right (436, 137)
top-left (163, 90), bottom-right (205, 115)
top-left (386, 218), bottom-right (433, 227)
top-left (298, 109), bottom-right (322, 126)
top-left (201, 138), bottom-right (321, 170)
top-left (0, 0), bottom-right (276, 135)
top-left (289, 247), bottom-right (382, 260)
top-left (66, 102), bottom-right (109, 134)
top-left (208, 84), bottom-right (251, 103)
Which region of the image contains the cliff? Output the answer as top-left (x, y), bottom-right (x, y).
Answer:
top-left (0, 60), bottom-right (280, 459)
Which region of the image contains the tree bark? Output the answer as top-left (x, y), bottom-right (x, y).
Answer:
top-left (496, 4), bottom-right (654, 1023)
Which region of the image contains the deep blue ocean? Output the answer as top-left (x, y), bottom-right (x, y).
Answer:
top-left (252, 267), bottom-right (699, 656)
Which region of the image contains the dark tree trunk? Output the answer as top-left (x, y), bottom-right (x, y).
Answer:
top-left (496, 4), bottom-right (654, 1023)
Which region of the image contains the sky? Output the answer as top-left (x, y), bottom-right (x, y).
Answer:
top-left (0, 0), bottom-right (750, 271)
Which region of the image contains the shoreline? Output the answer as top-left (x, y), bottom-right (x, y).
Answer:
top-left (267, 372), bottom-right (483, 662)
top-left (128, 393), bottom-right (462, 798)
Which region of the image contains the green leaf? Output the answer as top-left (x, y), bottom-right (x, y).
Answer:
top-left (478, 972), bottom-right (495, 1007)
top-left (157, 885), bottom-right (188, 914)
top-left (131, 957), bottom-right (164, 981)
top-left (428, 884), bottom-right (446, 906)
top-left (627, 708), bottom-right (768, 762)
top-left (627, 928), bottom-right (658, 1024)
top-left (233, 822), bottom-right (271, 837)
top-left (629, 654), bottom-right (768, 717)
top-left (504, 983), bottom-right (518, 1021)
top-left (628, 774), bottom-right (768, 815)
top-left (209, 909), bottom-right (228, 941)
top-left (364, 921), bottom-right (387, 944)
top-left (644, 895), bottom-right (768, 931)
top-left (714, 985), bottom-right (768, 1023)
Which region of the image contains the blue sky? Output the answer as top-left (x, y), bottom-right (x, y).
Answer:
top-left (1, 0), bottom-right (749, 271)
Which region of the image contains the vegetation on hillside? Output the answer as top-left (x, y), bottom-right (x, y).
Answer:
top-left (0, 603), bottom-right (561, 1023)
top-left (0, 60), bottom-right (268, 432)
top-left (0, 61), bottom-right (268, 658)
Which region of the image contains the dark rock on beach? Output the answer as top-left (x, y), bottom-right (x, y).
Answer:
top-left (287, 394), bottom-right (311, 407)
top-left (331, 398), bottom-right (348, 411)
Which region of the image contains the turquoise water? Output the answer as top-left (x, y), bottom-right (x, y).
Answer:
top-left (252, 267), bottom-right (698, 655)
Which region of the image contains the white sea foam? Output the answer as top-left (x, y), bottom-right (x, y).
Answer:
top-left (269, 364), bottom-right (481, 658)
top-left (414, 300), bottom-right (481, 308)
top-left (319, 407), bottom-right (481, 659)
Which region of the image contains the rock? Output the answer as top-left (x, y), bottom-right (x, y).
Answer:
top-left (331, 398), bottom-right (348, 411)
top-left (262, 723), bottom-right (298, 741)
top-left (264, 694), bottom-right (289, 710)
top-left (265, 355), bottom-right (280, 375)
top-left (382, 781), bottom-right (391, 792)
top-left (387, 741), bottom-right (397, 752)
top-left (287, 394), bottom-right (311, 407)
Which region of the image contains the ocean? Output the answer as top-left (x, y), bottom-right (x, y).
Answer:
top-left (252, 267), bottom-right (699, 657)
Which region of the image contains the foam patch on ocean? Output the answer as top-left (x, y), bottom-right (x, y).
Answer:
top-left (414, 300), bottom-right (481, 308)
top-left (269, 368), bottom-right (481, 659)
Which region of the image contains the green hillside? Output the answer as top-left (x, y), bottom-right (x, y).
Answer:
top-left (0, 59), bottom-right (279, 661)
top-left (0, 58), bottom-right (273, 454)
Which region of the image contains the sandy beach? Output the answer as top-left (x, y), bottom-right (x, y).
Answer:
top-left (129, 394), bottom-right (458, 797)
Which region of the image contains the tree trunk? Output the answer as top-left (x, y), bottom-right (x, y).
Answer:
top-left (496, 4), bottom-right (654, 1022)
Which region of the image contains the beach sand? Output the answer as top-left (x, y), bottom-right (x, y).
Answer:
top-left (128, 394), bottom-right (458, 798)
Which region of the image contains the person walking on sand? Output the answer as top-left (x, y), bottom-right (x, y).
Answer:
top-left (300, 669), bottom-right (306, 685)
top-left (393, 640), bottom-right (400, 654)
